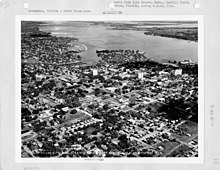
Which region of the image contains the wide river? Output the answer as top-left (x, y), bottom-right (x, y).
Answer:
top-left (40, 22), bottom-right (198, 65)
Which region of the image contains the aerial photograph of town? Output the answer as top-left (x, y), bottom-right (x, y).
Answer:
top-left (21, 20), bottom-right (199, 158)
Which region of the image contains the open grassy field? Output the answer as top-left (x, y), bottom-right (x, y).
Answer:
top-left (156, 140), bottom-right (180, 157)
top-left (171, 120), bottom-right (198, 142)
top-left (61, 111), bottom-right (91, 125)
top-left (167, 144), bottom-right (193, 157)
top-left (85, 127), bottom-right (97, 135)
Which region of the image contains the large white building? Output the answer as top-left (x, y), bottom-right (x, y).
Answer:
top-left (92, 69), bottom-right (98, 76)
top-left (138, 72), bottom-right (144, 79)
top-left (35, 74), bottom-right (46, 82)
top-left (175, 69), bottom-right (182, 76)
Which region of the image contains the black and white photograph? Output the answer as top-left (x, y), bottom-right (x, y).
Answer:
top-left (18, 17), bottom-right (203, 161)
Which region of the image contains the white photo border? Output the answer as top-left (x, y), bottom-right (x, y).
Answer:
top-left (15, 15), bottom-right (204, 163)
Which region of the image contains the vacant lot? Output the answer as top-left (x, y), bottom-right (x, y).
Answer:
top-left (167, 144), bottom-right (193, 157)
top-left (172, 120), bottom-right (198, 142)
top-left (156, 140), bottom-right (180, 157)
top-left (61, 111), bottom-right (91, 125)
top-left (85, 127), bottom-right (97, 135)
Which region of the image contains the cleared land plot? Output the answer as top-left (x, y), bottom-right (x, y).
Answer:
top-left (85, 127), bottom-right (97, 135)
top-left (61, 111), bottom-right (91, 126)
top-left (155, 140), bottom-right (180, 157)
top-left (171, 120), bottom-right (198, 142)
top-left (167, 144), bottom-right (193, 157)
top-left (22, 131), bottom-right (38, 141)
top-left (22, 59), bottom-right (40, 63)
top-left (192, 135), bottom-right (198, 142)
